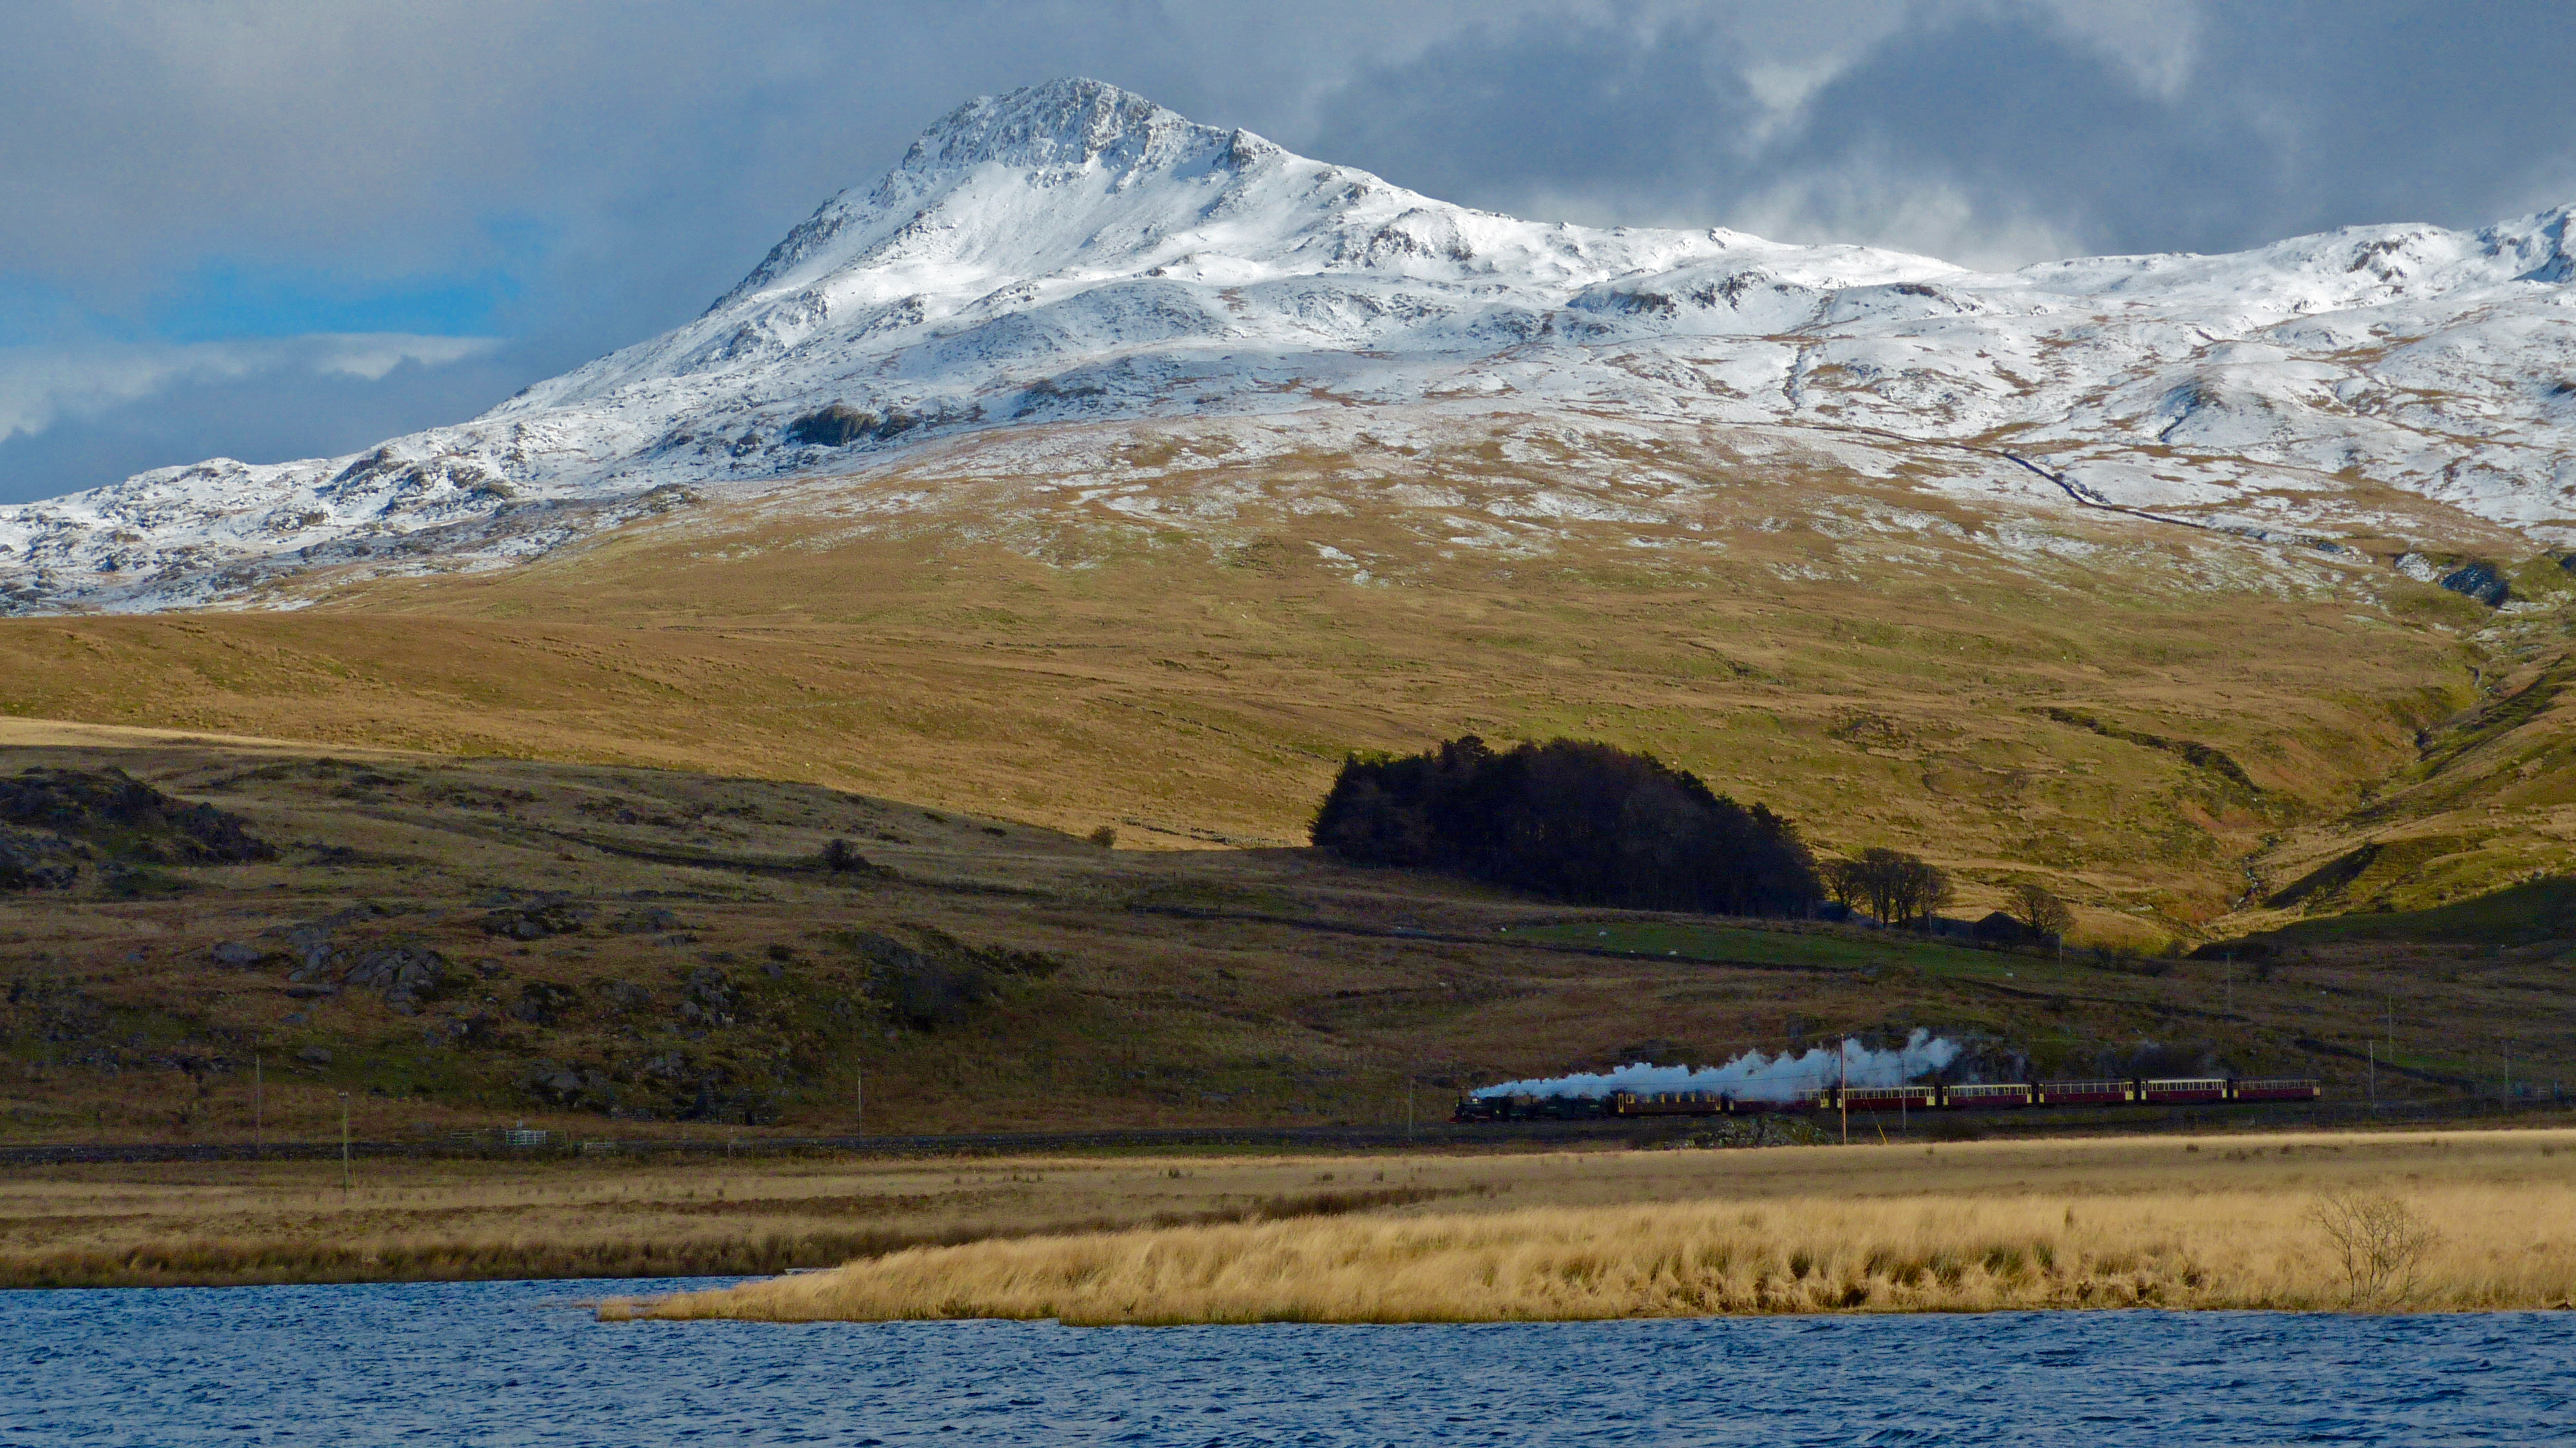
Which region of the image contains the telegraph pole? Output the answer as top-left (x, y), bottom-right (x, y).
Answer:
top-left (855, 1062), bottom-right (864, 1139)
top-left (2367, 1040), bottom-right (2375, 1109)
top-left (336, 1092), bottom-right (351, 1194)
top-left (253, 1052), bottom-right (263, 1154)
top-left (1838, 1040), bottom-right (1849, 1147)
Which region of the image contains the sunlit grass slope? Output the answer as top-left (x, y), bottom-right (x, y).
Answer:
top-left (6, 425), bottom-right (2550, 939)
top-left (2246, 649), bottom-right (2576, 920)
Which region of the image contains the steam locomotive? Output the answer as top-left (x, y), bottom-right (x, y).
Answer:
top-left (1451, 1076), bottom-right (2320, 1123)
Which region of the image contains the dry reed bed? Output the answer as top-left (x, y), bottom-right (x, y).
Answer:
top-left (0, 1151), bottom-right (1464, 1288)
top-left (612, 1181), bottom-right (2576, 1322)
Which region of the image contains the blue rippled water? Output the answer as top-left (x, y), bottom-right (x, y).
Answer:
top-left (1, 1279), bottom-right (2566, 1446)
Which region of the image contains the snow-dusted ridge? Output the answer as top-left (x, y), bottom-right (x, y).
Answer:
top-left (5, 77), bottom-right (2572, 613)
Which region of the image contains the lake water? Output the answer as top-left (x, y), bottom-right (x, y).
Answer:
top-left (0, 1278), bottom-right (2564, 1445)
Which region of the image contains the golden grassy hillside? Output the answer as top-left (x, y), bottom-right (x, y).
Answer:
top-left (612, 1127), bottom-right (2576, 1320)
top-left (2242, 647), bottom-right (2576, 922)
top-left (10, 418), bottom-right (2567, 938)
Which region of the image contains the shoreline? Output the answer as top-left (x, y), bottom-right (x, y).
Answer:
top-left (600, 1295), bottom-right (2576, 1324)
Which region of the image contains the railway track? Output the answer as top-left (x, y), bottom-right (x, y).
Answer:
top-left (2, 1096), bottom-right (2563, 1167)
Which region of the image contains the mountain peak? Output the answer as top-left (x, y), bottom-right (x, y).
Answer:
top-left (10, 81), bottom-right (2576, 616)
top-left (898, 77), bottom-right (1219, 177)
top-left (709, 79), bottom-right (1242, 311)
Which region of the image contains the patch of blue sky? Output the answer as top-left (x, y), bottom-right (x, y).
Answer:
top-left (3, 214), bottom-right (557, 348)
top-left (0, 274), bottom-right (96, 347)
top-left (144, 259), bottom-right (523, 342)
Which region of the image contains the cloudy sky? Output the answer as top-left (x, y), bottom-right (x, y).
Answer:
top-left (3, 0), bottom-right (2570, 504)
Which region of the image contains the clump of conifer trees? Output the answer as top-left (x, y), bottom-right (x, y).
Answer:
top-left (1310, 736), bottom-right (1820, 915)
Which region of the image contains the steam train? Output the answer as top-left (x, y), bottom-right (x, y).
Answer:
top-left (1451, 1076), bottom-right (2321, 1123)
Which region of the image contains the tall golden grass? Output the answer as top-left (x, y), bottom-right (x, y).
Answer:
top-left (613, 1159), bottom-right (2576, 1322)
top-left (15, 1129), bottom-right (2574, 1306)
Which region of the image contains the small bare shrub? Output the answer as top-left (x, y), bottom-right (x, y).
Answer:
top-left (2309, 1191), bottom-right (2439, 1307)
top-left (1087, 825), bottom-right (1117, 848)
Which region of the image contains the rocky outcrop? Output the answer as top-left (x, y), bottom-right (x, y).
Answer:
top-left (479, 894), bottom-right (593, 940)
top-left (0, 768), bottom-right (274, 890)
top-left (341, 944), bottom-right (447, 1014)
top-left (0, 826), bottom-right (80, 891)
top-left (267, 905), bottom-right (449, 1011)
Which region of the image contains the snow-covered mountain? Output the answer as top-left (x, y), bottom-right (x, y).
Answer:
top-left (5, 77), bottom-right (2572, 613)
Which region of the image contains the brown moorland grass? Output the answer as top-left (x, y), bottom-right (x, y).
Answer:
top-left (19, 732), bottom-right (2563, 1148)
top-left (609, 1128), bottom-right (2576, 1322)
top-left (0, 1145), bottom-right (1507, 1288)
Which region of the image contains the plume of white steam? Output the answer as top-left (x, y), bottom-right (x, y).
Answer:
top-left (1472, 1030), bottom-right (1962, 1103)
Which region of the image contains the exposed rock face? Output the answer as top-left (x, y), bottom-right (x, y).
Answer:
top-left (2439, 560), bottom-right (2511, 605)
top-left (267, 904), bottom-right (448, 1010)
top-left (341, 944), bottom-right (446, 1013)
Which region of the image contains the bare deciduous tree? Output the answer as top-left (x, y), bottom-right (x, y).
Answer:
top-left (1895, 855), bottom-right (1955, 929)
top-left (1821, 857), bottom-right (1864, 908)
top-left (1826, 848), bottom-right (1951, 929)
top-left (2310, 1190), bottom-right (2440, 1307)
top-left (2011, 882), bottom-right (2074, 941)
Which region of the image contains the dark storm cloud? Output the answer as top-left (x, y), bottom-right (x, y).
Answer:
top-left (1, 1), bottom-right (2570, 503)
top-left (1307, 2), bottom-right (2576, 263)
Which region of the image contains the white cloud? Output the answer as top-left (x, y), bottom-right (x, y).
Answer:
top-left (0, 334), bottom-right (500, 441)
top-left (1726, 169), bottom-right (2093, 271)
top-left (2025, 0), bottom-right (2202, 99)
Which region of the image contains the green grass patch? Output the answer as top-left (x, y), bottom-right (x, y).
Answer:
top-left (1507, 920), bottom-right (2022, 978)
top-left (2267, 876), bottom-right (2576, 948)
